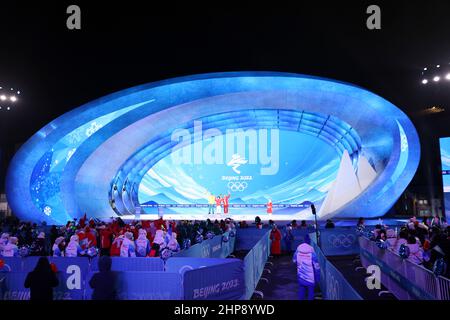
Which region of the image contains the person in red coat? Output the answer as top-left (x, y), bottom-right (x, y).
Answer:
top-left (99, 227), bottom-right (113, 256)
top-left (270, 225), bottom-right (282, 257)
top-left (223, 192), bottom-right (231, 214)
top-left (267, 199), bottom-right (273, 214)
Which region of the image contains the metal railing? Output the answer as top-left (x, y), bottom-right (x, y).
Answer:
top-left (359, 236), bottom-right (450, 300)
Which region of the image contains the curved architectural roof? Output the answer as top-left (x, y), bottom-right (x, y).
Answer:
top-left (6, 72), bottom-right (420, 224)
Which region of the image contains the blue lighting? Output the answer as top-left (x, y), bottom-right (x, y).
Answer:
top-left (6, 72), bottom-right (420, 224)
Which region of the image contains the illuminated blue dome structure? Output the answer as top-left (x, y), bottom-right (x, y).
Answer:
top-left (6, 72), bottom-right (420, 224)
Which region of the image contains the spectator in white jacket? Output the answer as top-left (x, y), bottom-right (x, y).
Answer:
top-left (120, 232), bottom-right (136, 257)
top-left (2, 236), bottom-right (19, 257)
top-left (65, 235), bottom-right (82, 257)
top-left (391, 229), bottom-right (409, 254)
top-left (292, 234), bottom-right (320, 300)
top-left (407, 235), bottom-right (424, 265)
top-left (135, 229), bottom-right (150, 257)
top-left (0, 233), bottom-right (10, 252)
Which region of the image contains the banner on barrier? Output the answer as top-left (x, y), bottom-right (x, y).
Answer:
top-left (183, 259), bottom-right (245, 300)
top-left (85, 271), bottom-right (183, 300)
top-left (89, 257), bottom-right (164, 272)
top-left (174, 231), bottom-right (234, 259)
top-left (0, 257), bottom-right (90, 300)
top-left (319, 229), bottom-right (359, 256)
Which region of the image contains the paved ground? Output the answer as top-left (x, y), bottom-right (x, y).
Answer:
top-left (326, 255), bottom-right (396, 300)
top-left (251, 253), bottom-right (321, 300)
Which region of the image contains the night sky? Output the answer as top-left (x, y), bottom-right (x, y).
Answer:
top-left (1, 1), bottom-right (450, 201)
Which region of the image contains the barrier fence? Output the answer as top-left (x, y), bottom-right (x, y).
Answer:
top-left (310, 233), bottom-right (362, 300)
top-left (359, 236), bottom-right (450, 300)
top-left (319, 228), bottom-right (360, 256)
top-left (0, 230), bottom-right (241, 300)
top-left (174, 231), bottom-right (235, 258)
top-left (242, 230), bottom-right (271, 299)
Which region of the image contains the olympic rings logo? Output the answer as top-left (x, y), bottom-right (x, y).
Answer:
top-left (328, 234), bottom-right (356, 248)
top-left (227, 181), bottom-right (248, 192)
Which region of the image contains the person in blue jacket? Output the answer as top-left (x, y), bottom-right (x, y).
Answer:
top-left (292, 234), bottom-right (320, 300)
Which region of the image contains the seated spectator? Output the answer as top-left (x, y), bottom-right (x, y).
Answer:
top-left (135, 229), bottom-right (151, 257)
top-left (52, 237), bottom-right (66, 257)
top-left (65, 235), bottom-right (82, 257)
top-left (300, 220), bottom-right (307, 229)
top-left (110, 234), bottom-right (124, 257)
top-left (167, 233), bottom-right (180, 253)
top-left (24, 257), bottom-right (59, 301)
top-left (153, 230), bottom-right (167, 250)
top-left (407, 235), bottom-right (424, 265)
top-left (149, 243), bottom-right (161, 257)
top-left (89, 256), bottom-right (117, 300)
top-left (325, 219), bottom-right (335, 229)
top-left (120, 232), bottom-right (136, 257)
top-left (254, 216), bottom-right (262, 229)
top-left (385, 229), bottom-right (397, 247)
top-left (291, 220), bottom-right (298, 228)
top-left (391, 229), bottom-right (409, 254)
top-left (30, 232), bottom-right (48, 256)
top-left (2, 236), bottom-right (19, 257)
top-left (357, 217), bottom-right (365, 229)
top-left (0, 233), bottom-right (10, 252)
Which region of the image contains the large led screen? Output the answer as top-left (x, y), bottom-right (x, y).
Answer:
top-left (440, 137), bottom-right (450, 221)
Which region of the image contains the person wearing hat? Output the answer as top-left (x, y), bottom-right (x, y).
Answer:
top-left (65, 235), bottom-right (82, 257)
top-left (120, 232), bottom-right (136, 257)
top-left (135, 229), bottom-right (151, 257)
top-left (30, 232), bottom-right (48, 256)
top-left (52, 236), bottom-right (66, 257)
top-left (2, 236), bottom-right (19, 257)
top-left (0, 233), bottom-right (10, 253)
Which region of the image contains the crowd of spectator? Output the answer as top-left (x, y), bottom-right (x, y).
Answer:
top-left (359, 216), bottom-right (450, 278)
top-left (0, 215), bottom-right (236, 259)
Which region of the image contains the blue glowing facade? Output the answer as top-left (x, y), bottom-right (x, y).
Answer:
top-left (6, 72), bottom-right (420, 224)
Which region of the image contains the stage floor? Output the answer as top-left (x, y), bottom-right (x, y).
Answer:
top-left (119, 212), bottom-right (408, 227)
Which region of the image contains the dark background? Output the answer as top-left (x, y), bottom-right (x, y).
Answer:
top-left (1, 1), bottom-right (450, 212)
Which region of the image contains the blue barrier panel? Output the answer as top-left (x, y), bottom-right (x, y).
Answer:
top-left (165, 258), bottom-right (231, 274)
top-left (0, 257), bottom-right (23, 272)
top-left (48, 257), bottom-right (90, 300)
top-left (324, 260), bottom-right (362, 300)
top-left (89, 257), bottom-right (164, 272)
top-left (359, 246), bottom-right (435, 300)
top-left (20, 256), bottom-right (43, 272)
top-left (221, 234), bottom-right (236, 258)
top-left (243, 250), bottom-right (255, 300)
top-left (85, 271), bottom-right (183, 300)
top-left (319, 228), bottom-right (359, 256)
top-left (0, 272), bottom-right (30, 300)
top-left (183, 259), bottom-right (245, 300)
top-left (235, 228), bottom-right (270, 250)
top-left (174, 232), bottom-right (234, 258)
top-left (310, 237), bottom-right (327, 293)
top-left (242, 230), bottom-right (271, 299)
top-left (282, 229), bottom-right (310, 252)
top-left (1, 257), bottom-right (90, 300)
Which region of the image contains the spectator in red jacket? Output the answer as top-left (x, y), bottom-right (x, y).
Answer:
top-left (270, 224), bottom-right (282, 257)
top-left (99, 226), bottom-right (113, 256)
